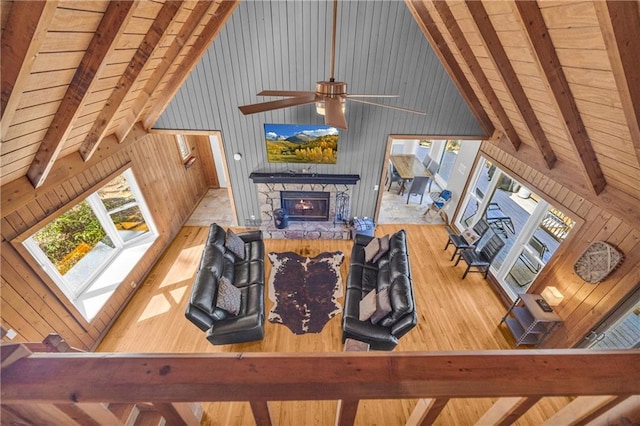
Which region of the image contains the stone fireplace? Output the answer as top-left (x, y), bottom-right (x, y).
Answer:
top-left (281, 191), bottom-right (330, 222)
top-left (250, 172), bottom-right (360, 239)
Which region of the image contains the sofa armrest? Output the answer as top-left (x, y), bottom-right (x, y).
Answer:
top-left (354, 233), bottom-right (375, 247)
top-left (239, 230), bottom-right (263, 243)
top-left (390, 311), bottom-right (417, 339)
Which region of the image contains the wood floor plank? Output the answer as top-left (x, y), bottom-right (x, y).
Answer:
top-left (97, 224), bottom-right (570, 425)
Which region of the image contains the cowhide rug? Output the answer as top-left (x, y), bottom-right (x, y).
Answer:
top-left (267, 251), bottom-right (344, 335)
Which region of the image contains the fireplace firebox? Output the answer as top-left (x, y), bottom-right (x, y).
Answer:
top-left (281, 191), bottom-right (330, 222)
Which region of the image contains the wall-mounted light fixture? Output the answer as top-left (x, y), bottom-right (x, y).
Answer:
top-left (233, 153), bottom-right (242, 161)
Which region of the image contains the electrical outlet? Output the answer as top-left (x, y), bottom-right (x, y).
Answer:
top-left (6, 328), bottom-right (17, 340)
top-left (131, 281), bottom-right (136, 288)
top-left (374, 185), bottom-right (379, 191)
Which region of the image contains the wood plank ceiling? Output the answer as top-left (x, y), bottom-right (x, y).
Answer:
top-left (1, 0), bottom-right (639, 208)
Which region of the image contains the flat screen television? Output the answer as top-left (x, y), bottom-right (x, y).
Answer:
top-left (264, 123), bottom-right (338, 164)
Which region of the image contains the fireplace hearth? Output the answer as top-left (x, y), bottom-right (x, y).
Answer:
top-left (281, 191), bottom-right (330, 222)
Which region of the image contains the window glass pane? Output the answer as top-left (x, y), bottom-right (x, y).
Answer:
top-left (111, 205), bottom-right (149, 242)
top-left (417, 139), bottom-right (432, 160)
top-left (483, 173), bottom-right (535, 271)
top-left (97, 174), bottom-right (136, 211)
top-left (436, 140), bottom-right (460, 182)
top-left (32, 201), bottom-right (116, 293)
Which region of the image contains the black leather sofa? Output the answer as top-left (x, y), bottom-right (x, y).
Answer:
top-left (185, 224), bottom-right (265, 345)
top-left (342, 230), bottom-right (417, 350)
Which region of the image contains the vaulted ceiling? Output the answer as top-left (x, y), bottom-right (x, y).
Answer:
top-left (1, 0), bottom-right (639, 207)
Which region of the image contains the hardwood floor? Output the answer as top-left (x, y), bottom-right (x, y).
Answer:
top-left (97, 224), bottom-right (568, 425)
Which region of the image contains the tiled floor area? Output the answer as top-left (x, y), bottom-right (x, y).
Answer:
top-left (185, 188), bottom-right (234, 227)
top-left (377, 181), bottom-right (444, 225)
top-left (188, 186), bottom-right (445, 228)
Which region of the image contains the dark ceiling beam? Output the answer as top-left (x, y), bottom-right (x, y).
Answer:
top-left (115, 1), bottom-right (217, 143)
top-left (465, 0), bottom-right (556, 169)
top-left (593, 0), bottom-right (640, 168)
top-left (79, 1), bottom-right (184, 161)
top-left (26, 1), bottom-right (137, 189)
top-left (406, 0), bottom-right (494, 138)
top-left (143, 0), bottom-right (240, 130)
top-left (431, 1), bottom-right (521, 151)
top-left (514, 1), bottom-right (605, 194)
top-left (1, 1), bottom-right (59, 140)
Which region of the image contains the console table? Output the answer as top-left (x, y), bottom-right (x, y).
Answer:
top-left (500, 293), bottom-right (562, 347)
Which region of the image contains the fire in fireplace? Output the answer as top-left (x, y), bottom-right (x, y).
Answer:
top-left (280, 191), bottom-right (330, 221)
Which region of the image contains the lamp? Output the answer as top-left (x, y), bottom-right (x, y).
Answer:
top-left (541, 286), bottom-right (564, 306)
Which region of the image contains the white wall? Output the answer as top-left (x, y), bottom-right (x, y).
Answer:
top-left (209, 134), bottom-right (227, 188)
top-left (442, 140), bottom-right (481, 220)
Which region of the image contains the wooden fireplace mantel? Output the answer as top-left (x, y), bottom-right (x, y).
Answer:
top-left (249, 172), bottom-right (360, 185)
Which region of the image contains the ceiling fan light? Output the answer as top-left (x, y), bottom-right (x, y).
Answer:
top-left (316, 101), bottom-right (326, 116)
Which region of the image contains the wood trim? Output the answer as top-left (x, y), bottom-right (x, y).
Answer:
top-left (542, 395), bottom-right (632, 426)
top-left (431, 1), bottom-right (522, 151)
top-left (26, 1), bottom-right (137, 189)
top-left (464, 1), bottom-right (556, 169)
top-left (406, 398), bottom-right (449, 426)
top-left (249, 401), bottom-right (274, 426)
top-left (406, 0), bottom-right (493, 138)
top-left (3, 351), bottom-right (639, 402)
top-left (78, 1), bottom-right (184, 161)
top-left (0, 1), bottom-right (58, 136)
top-left (142, 0), bottom-right (240, 130)
top-left (115, 1), bottom-right (216, 143)
top-left (514, 1), bottom-right (605, 195)
top-left (593, 0), bottom-right (640, 168)
top-left (476, 397), bottom-right (542, 426)
top-left (2, 124), bottom-right (148, 217)
top-left (0, 1), bottom-right (59, 139)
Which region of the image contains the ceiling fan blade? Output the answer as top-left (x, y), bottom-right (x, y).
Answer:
top-left (347, 98), bottom-right (427, 115)
top-left (324, 97), bottom-right (347, 129)
top-left (239, 94), bottom-right (317, 115)
top-left (258, 90), bottom-right (314, 97)
top-left (346, 94), bottom-right (400, 98)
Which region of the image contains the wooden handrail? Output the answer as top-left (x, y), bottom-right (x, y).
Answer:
top-left (2, 346), bottom-right (639, 403)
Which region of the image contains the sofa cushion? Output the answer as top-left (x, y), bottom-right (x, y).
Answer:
top-left (371, 287), bottom-right (392, 324)
top-left (225, 228), bottom-right (246, 259)
top-left (359, 289), bottom-right (377, 321)
top-left (379, 275), bottom-right (413, 328)
top-left (372, 234), bottom-right (390, 263)
top-left (364, 237), bottom-right (380, 263)
top-left (216, 276), bottom-right (241, 315)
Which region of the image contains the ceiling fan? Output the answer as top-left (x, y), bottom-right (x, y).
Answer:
top-left (238, 0), bottom-right (426, 129)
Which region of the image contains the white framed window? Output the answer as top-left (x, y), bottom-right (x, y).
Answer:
top-left (176, 134), bottom-right (191, 161)
top-left (22, 169), bottom-right (158, 321)
top-left (454, 158), bottom-right (575, 301)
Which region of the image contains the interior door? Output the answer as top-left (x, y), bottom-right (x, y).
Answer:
top-left (579, 286), bottom-right (640, 349)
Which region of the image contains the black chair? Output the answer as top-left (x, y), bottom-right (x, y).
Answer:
top-left (406, 176), bottom-right (430, 204)
top-left (386, 161), bottom-right (403, 192)
top-left (444, 218), bottom-right (490, 261)
top-left (455, 232), bottom-right (505, 279)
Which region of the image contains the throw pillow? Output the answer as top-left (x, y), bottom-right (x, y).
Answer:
top-left (370, 287), bottom-right (392, 324)
top-left (364, 237), bottom-right (380, 263)
top-left (216, 276), bottom-right (241, 315)
top-left (359, 289), bottom-right (377, 321)
top-left (372, 234), bottom-right (390, 263)
top-left (225, 228), bottom-right (246, 260)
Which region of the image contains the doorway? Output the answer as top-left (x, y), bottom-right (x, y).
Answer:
top-left (579, 287), bottom-right (640, 349)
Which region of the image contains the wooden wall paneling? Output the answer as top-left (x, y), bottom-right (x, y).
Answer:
top-left (465, 0), bottom-right (556, 168)
top-left (79, 1), bottom-right (184, 161)
top-left (430, 1), bottom-right (521, 150)
top-left (190, 135), bottom-right (218, 187)
top-left (26, 1), bottom-right (138, 189)
top-left (407, 0), bottom-right (494, 138)
top-left (0, 1), bottom-right (59, 137)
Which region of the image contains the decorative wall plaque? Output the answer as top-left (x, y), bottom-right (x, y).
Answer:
top-left (574, 241), bottom-right (624, 284)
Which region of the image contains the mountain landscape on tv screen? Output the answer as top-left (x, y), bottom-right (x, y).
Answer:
top-left (265, 124), bottom-right (338, 164)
